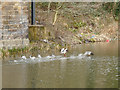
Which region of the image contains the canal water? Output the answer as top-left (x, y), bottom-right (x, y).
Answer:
top-left (2, 41), bottom-right (118, 88)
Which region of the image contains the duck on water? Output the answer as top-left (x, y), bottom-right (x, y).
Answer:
top-left (60, 48), bottom-right (94, 57)
top-left (84, 51), bottom-right (94, 56)
top-left (60, 48), bottom-right (68, 56)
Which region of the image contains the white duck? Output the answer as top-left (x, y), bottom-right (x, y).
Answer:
top-left (30, 56), bottom-right (36, 60)
top-left (51, 54), bottom-right (55, 58)
top-left (84, 51), bottom-right (94, 56)
top-left (38, 54), bottom-right (42, 58)
top-left (60, 48), bottom-right (68, 56)
top-left (21, 56), bottom-right (27, 60)
top-left (46, 54), bottom-right (55, 59)
top-left (14, 60), bottom-right (17, 62)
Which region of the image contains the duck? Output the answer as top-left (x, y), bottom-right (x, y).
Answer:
top-left (46, 54), bottom-right (55, 59)
top-left (46, 55), bottom-right (51, 59)
top-left (38, 54), bottom-right (42, 58)
top-left (84, 51), bottom-right (94, 56)
top-left (60, 48), bottom-right (68, 56)
top-left (21, 56), bottom-right (27, 60)
top-left (30, 56), bottom-right (36, 60)
top-left (51, 54), bottom-right (55, 58)
top-left (14, 60), bottom-right (17, 62)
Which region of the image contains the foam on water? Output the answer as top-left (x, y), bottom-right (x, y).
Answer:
top-left (4, 53), bottom-right (118, 65)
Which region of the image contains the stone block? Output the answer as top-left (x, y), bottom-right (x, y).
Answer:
top-left (23, 39), bottom-right (29, 46)
top-left (0, 39), bottom-right (29, 49)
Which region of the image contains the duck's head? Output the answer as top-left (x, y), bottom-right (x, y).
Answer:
top-left (64, 48), bottom-right (68, 52)
top-left (84, 51), bottom-right (94, 56)
top-left (90, 52), bottom-right (94, 55)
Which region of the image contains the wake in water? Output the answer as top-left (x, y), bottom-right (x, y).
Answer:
top-left (7, 51), bottom-right (118, 65)
top-left (7, 52), bottom-right (93, 64)
top-left (3, 53), bottom-right (117, 66)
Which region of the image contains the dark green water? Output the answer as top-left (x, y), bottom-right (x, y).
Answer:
top-left (2, 41), bottom-right (118, 88)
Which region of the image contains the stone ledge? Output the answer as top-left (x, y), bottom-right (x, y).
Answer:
top-left (0, 39), bottom-right (29, 49)
top-left (29, 25), bottom-right (44, 27)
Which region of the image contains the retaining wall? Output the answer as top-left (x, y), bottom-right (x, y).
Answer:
top-left (0, 1), bottom-right (29, 49)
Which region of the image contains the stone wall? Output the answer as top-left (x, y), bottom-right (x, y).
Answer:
top-left (0, 1), bottom-right (2, 41)
top-left (0, 1), bottom-right (29, 49)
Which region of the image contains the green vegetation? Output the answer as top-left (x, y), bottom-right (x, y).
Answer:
top-left (34, 2), bottom-right (118, 44)
top-left (102, 2), bottom-right (120, 20)
top-left (36, 2), bottom-right (63, 10)
top-left (74, 21), bottom-right (86, 28)
top-left (0, 47), bottom-right (29, 59)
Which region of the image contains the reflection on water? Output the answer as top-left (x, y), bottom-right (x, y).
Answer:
top-left (2, 41), bottom-right (118, 88)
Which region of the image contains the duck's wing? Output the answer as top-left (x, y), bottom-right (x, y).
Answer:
top-left (61, 48), bottom-right (65, 53)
